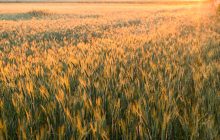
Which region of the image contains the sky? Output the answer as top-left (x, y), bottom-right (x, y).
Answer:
top-left (0, 0), bottom-right (207, 1)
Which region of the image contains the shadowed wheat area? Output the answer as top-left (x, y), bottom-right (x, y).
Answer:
top-left (0, 3), bottom-right (219, 140)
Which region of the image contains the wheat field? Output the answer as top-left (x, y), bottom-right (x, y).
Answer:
top-left (0, 2), bottom-right (219, 140)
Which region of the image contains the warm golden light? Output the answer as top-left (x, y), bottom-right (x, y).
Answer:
top-left (0, 1), bottom-right (219, 140)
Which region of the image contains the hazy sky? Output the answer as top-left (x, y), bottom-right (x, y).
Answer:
top-left (0, 0), bottom-right (206, 1)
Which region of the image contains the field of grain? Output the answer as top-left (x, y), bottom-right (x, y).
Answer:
top-left (0, 3), bottom-right (219, 140)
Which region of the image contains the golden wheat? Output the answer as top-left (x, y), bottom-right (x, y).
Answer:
top-left (0, 2), bottom-right (219, 140)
